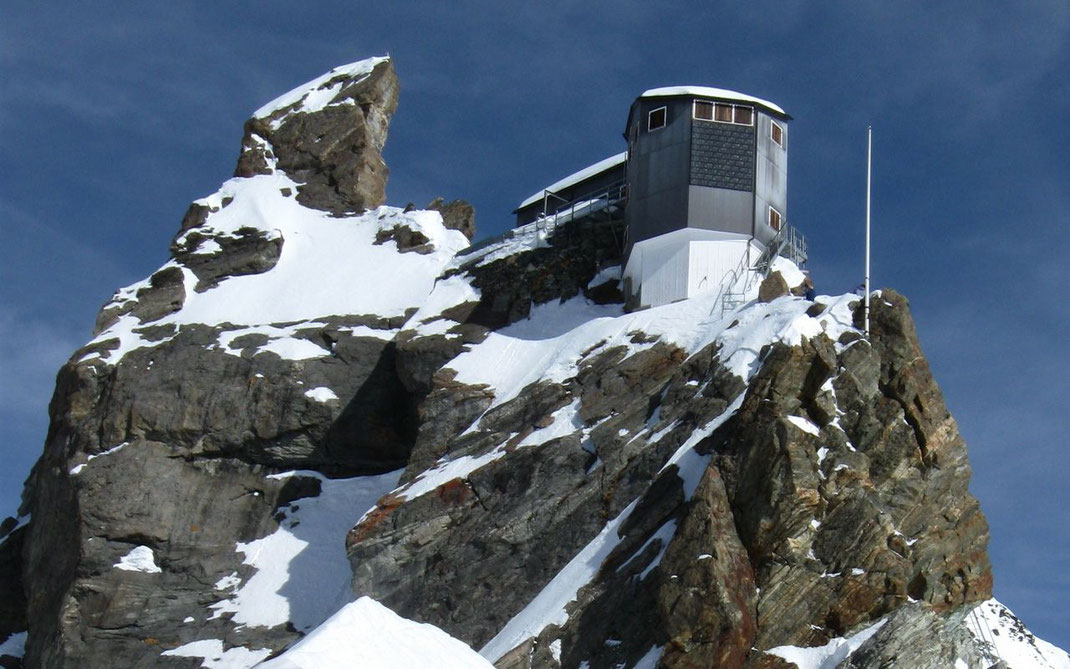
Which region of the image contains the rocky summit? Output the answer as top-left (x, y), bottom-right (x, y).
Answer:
top-left (1, 57), bottom-right (1067, 669)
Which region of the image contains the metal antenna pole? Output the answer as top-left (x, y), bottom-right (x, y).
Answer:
top-left (864, 126), bottom-right (872, 337)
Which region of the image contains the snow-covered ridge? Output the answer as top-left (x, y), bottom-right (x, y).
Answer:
top-left (82, 172), bottom-right (468, 366)
top-left (446, 288), bottom-right (856, 418)
top-left (253, 56), bottom-right (389, 122)
top-left (966, 599), bottom-right (1070, 669)
top-left (766, 599), bottom-right (1070, 669)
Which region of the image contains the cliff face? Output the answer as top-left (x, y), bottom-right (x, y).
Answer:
top-left (350, 264), bottom-right (992, 667)
top-left (0, 57), bottom-right (1064, 669)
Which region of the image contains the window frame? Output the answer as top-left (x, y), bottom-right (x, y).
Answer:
top-left (692, 100), bottom-right (755, 127)
top-left (647, 106), bottom-right (667, 132)
top-left (771, 120), bottom-right (785, 147)
top-left (768, 205), bottom-right (783, 231)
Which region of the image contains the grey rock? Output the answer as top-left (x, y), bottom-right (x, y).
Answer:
top-left (94, 266), bottom-right (187, 335)
top-left (23, 439), bottom-right (304, 666)
top-left (234, 58), bottom-right (399, 215)
top-left (840, 603), bottom-right (987, 668)
top-left (171, 226), bottom-right (284, 292)
top-left (427, 198), bottom-right (476, 241)
top-left (374, 223), bottom-right (433, 254)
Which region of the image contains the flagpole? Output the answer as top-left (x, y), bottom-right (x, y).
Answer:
top-left (865, 126), bottom-right (872, 338)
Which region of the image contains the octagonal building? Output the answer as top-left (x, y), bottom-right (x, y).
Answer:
top-left (622, 86), bottom-right (792, 308)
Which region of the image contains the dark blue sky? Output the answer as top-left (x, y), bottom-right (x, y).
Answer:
top-left (3, 1), bottom-right (1068, 649)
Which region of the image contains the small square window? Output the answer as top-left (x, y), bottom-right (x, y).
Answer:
top-left (771, 121), bottom-right (784, 147)
top-left (648, 106), bottom-right (667, 131)
top-left (694, 101), bottom-right (714, 121)
top-left (714, 103), bottom-right (734, 122)
top-left (768, 206), bottom-right (782, 231)
top-left (734, 106), bottom-right (753, 125)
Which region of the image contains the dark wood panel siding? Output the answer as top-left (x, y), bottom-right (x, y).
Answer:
top-left (689, 121), bottom-right (755, 192)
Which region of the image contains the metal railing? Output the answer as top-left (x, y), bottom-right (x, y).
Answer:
top-left (756, 222), bottom-right (807, 272)
top-left (537, 179), bottom-right (627, 221)
top-left (717, 221), bottom-right (808, 317)
top-left (456, 181), bottom-right (627, 262)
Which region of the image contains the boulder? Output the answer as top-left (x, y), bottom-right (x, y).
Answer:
top-left (758, 271), bottom-right (790, 303)
top-left (427, 198), bottom-right (476, 241)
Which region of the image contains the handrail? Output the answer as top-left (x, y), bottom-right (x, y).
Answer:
top-left (714, 220), bottom-right (808, 317)
top-left (455, 181), bottom-right (627, 263)
top-left (536, 179), bottom-right (627, 220)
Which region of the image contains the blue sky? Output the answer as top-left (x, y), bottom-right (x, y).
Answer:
top-left (3, 1), bottom-right (1068, 649)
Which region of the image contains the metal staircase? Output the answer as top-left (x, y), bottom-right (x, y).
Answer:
top-left (716, 222), bottom-right (808, 317)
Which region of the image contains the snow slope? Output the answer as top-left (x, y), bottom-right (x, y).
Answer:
top-left (83, 173), bottom-right (468, 366)
top-left (967, 599), bottom-right (1070, 669)
top-left (258, 597), bottom-right (492, 669)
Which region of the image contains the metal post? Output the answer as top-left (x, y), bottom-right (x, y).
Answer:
top-left (865, 126), bottom-right (872, 337)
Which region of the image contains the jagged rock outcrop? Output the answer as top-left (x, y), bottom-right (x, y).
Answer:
top-left (234, 57), bottom-right (398, 215)
top-left (427, 198), bottom-right (477, 241)
top-left (344, 284), bottom-right (992, 667)
top-left (7, 56), bottom-right (473, 668)
top-left (3, 57), bottom-right (1064, 669)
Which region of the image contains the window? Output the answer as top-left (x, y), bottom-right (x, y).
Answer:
top-left (695, 101), bottom-right (755, 126)
top-left (768, 206), bottom-right (782, 231)
top-left (771, 120), bottom-right (784, 147)
top-left (648, 106), bottom-right (667, 131)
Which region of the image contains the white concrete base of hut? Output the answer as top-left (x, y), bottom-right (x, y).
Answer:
top-left (623, 229), bottom-right (765, 310)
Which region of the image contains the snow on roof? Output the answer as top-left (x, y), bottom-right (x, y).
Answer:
top-left (253, 56), bottom-right (389, 120)
top-left (518, 151), bottom-right (627, 210)
top-left (640, 85), bottom-right (786, 116)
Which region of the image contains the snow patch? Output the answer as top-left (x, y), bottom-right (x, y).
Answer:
top-left (69, 441), bottom-right (128, 475)
top-left (254, 56), bottom-right (388, 121)
top-left (767, 619), bottom-right (886, 668)
top-left (641, 85), bottom-right (786, 115)
top-left (617, 520), bottom-right (677, 581)
top-left (161, 639), bottom-right (272, 669)
top-left (303, 387), bottom-right (338, 403)
top-left (448, 291), bottom-right (858, 419)
top-left (207, 471), bottom-right (400, 631)
top-left (518, 152), bottom-right (627, 209)
top-left (85, 175), bottom-right (468, 366)
top-left (770, 255), bottom-right (807, 288)
top-left (114, 545), bottom-right (161, 574)
top-left (587, 264), bottom-right (621, 289)
top-left (0, 632), bottom-right (26, 660)
top-left (399, 401), bottom-right (581, 503)
top-left (786, 415), bottom-right (821, 436)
